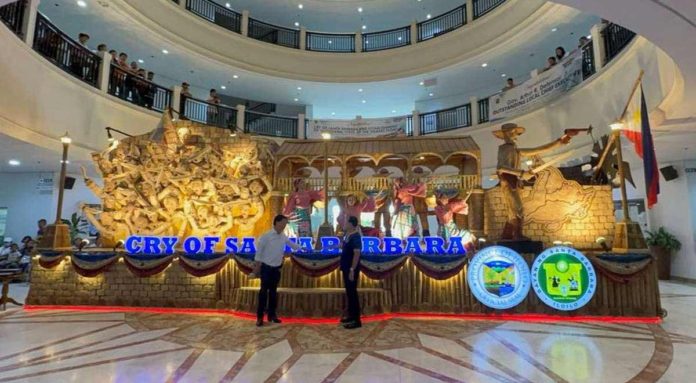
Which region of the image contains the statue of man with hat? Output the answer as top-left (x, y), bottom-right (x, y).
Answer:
top-left (493, 122), bottom-right (573, 240)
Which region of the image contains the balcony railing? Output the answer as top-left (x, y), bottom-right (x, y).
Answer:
top-left (581, 40), bottom-right (596, 79)
top-left (244, 111), bottom-right (298, 138)
top-left (477, 98), bottom-right (490, 124)
top-left (186, 0), bottom-right (241, 34)
top-left (107, 65), bottom-right (172, 112)
top-left (248, 18), bottom-right (300, 49)
top-left (182, 96), bottom-right (238, 130)
top-left (420, 104), bottom-right (472, 135)
top-left (306, 32), bottom-right (355, 53)
top-left (417, 6), bottom-right (466, 42)
top-left (276, 175), bottom-right (479, 195)
top-left (363, 27), bottom-right (411, 52)
top-left (32, 13), bottom-right (100, 87)
top-left (473, 0), bottom-right (507, 19)
top-left (0, 0), bottom-right (25, 36)
top-left (603, 23), bottom-right (636, 64)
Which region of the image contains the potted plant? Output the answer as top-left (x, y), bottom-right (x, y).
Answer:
top-left (61, 212), bottom-right (88, 245)
top-left (646, 227), bottom-right (682, 280)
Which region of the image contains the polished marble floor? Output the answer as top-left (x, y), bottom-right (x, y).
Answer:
top-left (1, 281), bottom-right (695, 382)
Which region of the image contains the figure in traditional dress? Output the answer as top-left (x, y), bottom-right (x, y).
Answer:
top-left (282, 178), bottom-right (324, 238)
top-left (373, 168), bottom-right (394, 236)
top-left (434, 191), bottom-right (476, 252)
top-left (337, 192), bottom-right (382, 237)
top-left (391, 177), bottom-right (426, 238)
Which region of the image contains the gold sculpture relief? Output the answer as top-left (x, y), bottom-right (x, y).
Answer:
top-left (81, 114), bottom-right (275, 248)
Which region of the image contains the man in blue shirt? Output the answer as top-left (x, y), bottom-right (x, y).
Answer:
top-left (341, 216), bottom-right (363, 329)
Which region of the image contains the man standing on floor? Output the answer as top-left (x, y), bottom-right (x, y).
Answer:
top-left (253, 214), bottom-right (303, 327)
top-left (341, 216), bottom-right (363, 329)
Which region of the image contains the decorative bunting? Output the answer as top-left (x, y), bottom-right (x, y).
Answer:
top-left (290, 252), bottom-right (341, 277)
top-left (360, 254), bottom-right (408, 280)
top-left (71, 252), bottom-right (119, 277)
top-left (591, 253), bottom-right (653, 284)
top-left (123, 253), bottom-right (175, 277)
top-left (410, 253), bottom-right (468, 280)
top-left (38, 251), bottom-right (67, 269)
top-left (179, 252), bottom-right (230, 277)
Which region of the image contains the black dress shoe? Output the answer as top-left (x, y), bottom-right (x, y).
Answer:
top-left (340, 317), bottom-right (352, 324)
top-left (343, 321), bottom-right (362, 329)
top-left (268, 317), bottom-right (282, 324)
top-left (256, 319), bottom-right (264, 327)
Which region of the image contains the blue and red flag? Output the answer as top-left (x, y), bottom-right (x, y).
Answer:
top-left (622, 85), bottom-right (660, 208)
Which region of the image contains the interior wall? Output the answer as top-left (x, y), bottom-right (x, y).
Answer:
top-left (0, 172), bottom-right (100, 242)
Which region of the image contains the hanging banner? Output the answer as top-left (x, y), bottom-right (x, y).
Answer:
top-left (307, 117), bottom-right (408, 139)
top-left (489, 49), bottom-right (584, 122)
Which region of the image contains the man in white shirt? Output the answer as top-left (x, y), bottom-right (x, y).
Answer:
top-left (253, 215), bottom-right (303, 327)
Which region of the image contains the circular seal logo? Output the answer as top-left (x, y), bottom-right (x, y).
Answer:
top-left (468, 246), bottom-right (531, 310)
top-left (531, 246), bottom-right (597, 311)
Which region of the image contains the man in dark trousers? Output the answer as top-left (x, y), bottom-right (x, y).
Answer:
top-left (341, 216), bottom-right (363, 329)
top-left (253, 215), bottom-right (302, 327)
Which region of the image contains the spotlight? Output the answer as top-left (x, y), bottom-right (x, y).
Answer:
top-left (596, 236), bottom-right (610, 251)
top-left (106, 128), bottom-right (114, 143)
top-left (8, 159), bottom-right (20, 166)
top-left (553, 240), bottom-right (563, 246)
top-left (610, 121), bottom-right (624, 130)
top-left (562, 241), bottom-right (573, 247)
top-left (113, 240), bottom-right (124, 252)
top-left (78, 239), bottom-right (90, 251)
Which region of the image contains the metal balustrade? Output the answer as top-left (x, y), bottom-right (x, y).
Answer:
top-left (248, 18), bottom-right (300, 49)
top-left (603, 23), bottom-right (636, 64)
top-left (244, 110), bottom-right (298, 138)
top-left (32, 13), bottom-right (101, 87)
top-left (107, 65), bottom-right (172, 112)
top-left (420, 104), bottom-right (472, 135)
top-left (581, 40), bottom-right (596, 79)
top-left (417, 6), bottom-right (466, 42)
top-left (182, 96), bottom-right (238, 130)
top-left (406, 116), bottom-right (414, 136)
top-left (275, 175), bottom-right (479, 195)
top-left (478, 98), bottom-right (490, 124)
top-left (473, 0), bottom-right (507, 19)
top-left (362, 27), bottom-right (410, 52)
top-left (0, 0), bottom-right (25, 36)
top-left (186, 0), bottom-right (241, 34)
top-left (306, 32), bottom-right (355, 53)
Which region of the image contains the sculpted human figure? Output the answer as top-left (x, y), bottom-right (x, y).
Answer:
top-left (337, 192), bottom-right (381, 237)
top-left (283, 178), bottom-right (324, 238)
top-left (493, 123), bottom-right (573, 240)
top-left (391, 177), bottom-right (426, 238)
top-left (433, 191), bottom-right (476, 251)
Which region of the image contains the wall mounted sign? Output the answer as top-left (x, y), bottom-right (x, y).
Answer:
top-left (467, 246), bottom-right (531, 310)
top-left (531, 246), bottom-right (597, 311)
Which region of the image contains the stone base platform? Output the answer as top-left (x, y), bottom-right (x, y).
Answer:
top-left (230, 287), bottom-right (392, 317)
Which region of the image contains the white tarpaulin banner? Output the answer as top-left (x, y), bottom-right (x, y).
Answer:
top-left (489, 49), bottom-right (584, 122)
top-left (307, 117), bottom-right (408, 139)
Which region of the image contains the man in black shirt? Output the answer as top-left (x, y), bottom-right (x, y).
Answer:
top-left (341, 216), bottom-right (362, 329)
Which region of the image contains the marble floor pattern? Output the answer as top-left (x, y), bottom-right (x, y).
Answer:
top-left (1, 281), bottom-right (695, 382)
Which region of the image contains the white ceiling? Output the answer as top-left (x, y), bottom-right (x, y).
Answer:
top-left (0, 133), bottom-right (94, 175)
top-left (213, 0), bottom-right (465, 32)
top-left (39, 0), bottom-right (599, 119)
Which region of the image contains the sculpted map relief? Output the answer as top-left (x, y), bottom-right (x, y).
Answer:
top-left (80, 115), bottom-right (275, 248)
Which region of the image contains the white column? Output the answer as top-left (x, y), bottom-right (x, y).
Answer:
top-left (591, 24), bottom-right (607, 70)
top-left (178, 0), bottom-right (187, 11)
top-left (241, 10), bottom-right (249, 36)
top-left (466, 1), bottom-right (474, 24)
top-left (470, 96), bottom-right (479, 126)
top-left (410, 21), bottom-right (418, 45)
top-left (21, 0), bottom-right (41, 47)
top-left (97, 51), bottom-right (111, 93)
top-left (171, 85), bottom-right (182, 117)
top-left (355, 31), bottom-right (362, 53)
top-left (300, 27), bottom-right (307, 50)
top-left (297, 113), bottom-right (306, 139)
top-left (236, 104), bottom-right (246, 132)
top-left (412, 110), bottom-right (420, 136)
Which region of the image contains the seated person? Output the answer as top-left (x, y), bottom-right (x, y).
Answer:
top-left (0, 244), bottom-right (22, 269)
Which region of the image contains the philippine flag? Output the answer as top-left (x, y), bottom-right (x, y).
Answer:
top-left (622, 85), bottom-right (660, 208)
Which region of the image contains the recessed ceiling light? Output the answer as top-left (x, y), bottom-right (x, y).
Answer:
top-left (233, 74), bottom-right (239, 79)
top-left (587, 34), bottom-right (592, 39)
top-left (501, 73), bottom-right (507, 77)
top-left (429, 93), bottom-right (434, 97)
top-left (397, 36), bottom-right (402, 41)
top-left (225, 2), bottom-right (230, 8)
top-left (419, 81), bottom-right (424, 86)
top-left (481, 63), bottom-right (488, 67)
top-left (426, 14), bottom-right (432, 19)
top-left (8, 159), bottom-right (20, 166)
top-left (361, 100), bottom-right (366, 104)
top-left (76, 0), bottom-right (87, 8)
top-left (161, 49), bottom-right (169, 54)
top-left (294, 98), bottom-right (299, 102)
top-left (358, 7), bottom-right (363, 13)
top-left (297, 86), bottom-right (302, 90)
top-left (358, 88), bottom-right (363, 92)
top-left (220, 85), bottom-right (226, 89)
top-left (61, 160), bottom-right (70, 164)
top-left (362, 25), bottom-right (367, 30)
top-left (137, 59), bottom-right (144, 63)
top-left (551, 27), bottom-right (558, 32)
top-left (391, 110), bottom-right (396, 113)
top-left (331, 112), bottom-right (336, 115)
top-left (298, 4), bottom-right (303, 9)
top-left (328, 40), bottom-right (333, 44)
top-left (294, 21), bottom-right (300, 27)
